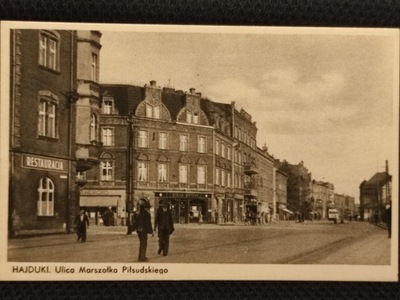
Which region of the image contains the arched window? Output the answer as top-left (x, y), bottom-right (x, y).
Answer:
top-left (90, 114), bottom-right (97, 141)
top-left (37, 177), bottom-right (55, 216)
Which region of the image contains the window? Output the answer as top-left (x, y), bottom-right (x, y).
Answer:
top-left (221, 169), bottom-right (225, 187)
top-left (101, 161), bottom-right (113, 181)
top-left (102, 98), bottom-right (113, 114)
top-left (138, 162), bottom-right (148, 181)
top-left (227, 146), bottom-right (231, 160)
top-left (179, 135), bottom-right (188, 151)
top-left (215, 140), bottom-right (220, 155)
top-left (197, 166), bottom-right (206, 184)
top-left (138, 130), bottom-right (148, 148)
top-left (90, 114), bottom-right (97, 141)
top-left (179, 165), bottom-right (188, 183)
top-left (38, 99), bottom-right (56, 138)
top-left (193, 113), bottom-right (199, 124)
top-left (37, 177), bottom-right (54, 216)
top-left (146, 103), bottom-right (160, 119)
top-left (157, 163), bottom-right (167, 182)
top-left (221, 143), bottom-right (225, 158)
top-left (39, 31), bottom-right (59, 70)
top-left (186, 111), bottom-right (192, 123)
top-left (215, 168), bottom-right (220, 185)
top-left (91, 53), bottom-right (98, 82)
top-left (227, 172), bottom-right (231, 188)
top-left (198, 136), bottom-right (206, 153)
top-left (159, 132), bottom-right (167, 149)
top-left (102, 128), bottom-right (114, 146)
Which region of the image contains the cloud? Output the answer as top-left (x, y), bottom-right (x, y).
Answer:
top-left (205, 69), bottom-right (353, 134)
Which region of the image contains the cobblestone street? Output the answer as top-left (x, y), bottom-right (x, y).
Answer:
top-left (8, 220), bottom-right (391, 265)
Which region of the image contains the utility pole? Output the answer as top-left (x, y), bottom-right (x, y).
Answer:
top-left (126, 114), bottom-right (134, 231)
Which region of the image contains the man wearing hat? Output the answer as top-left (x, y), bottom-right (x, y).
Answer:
top-left (136, 199), bottom-right (153, 262)
top-left (154, 202), bottom-right (175, 256)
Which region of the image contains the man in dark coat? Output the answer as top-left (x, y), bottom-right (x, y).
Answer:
top-left (154, 202), bottom-right (175, 256)
top-left (136, 200), bottom-right (153, 262)
top-left (74, 209), bottom-right (89, 242)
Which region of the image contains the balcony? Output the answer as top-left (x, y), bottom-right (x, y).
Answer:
top-left (244, 163), bottom-right (259, 175)
top-left (76, 142), bottom-right (100, 172)
top-left (244, 182), bottom-right (258, 197)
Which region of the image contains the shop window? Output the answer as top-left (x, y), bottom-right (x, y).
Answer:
top-left (37, 177), bottom-right (54, 216)
top-left (39, 31), bottom-right (59, 71)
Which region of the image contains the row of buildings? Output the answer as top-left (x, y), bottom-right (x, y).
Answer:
top-left (8, 29), bottom-right (368, 236)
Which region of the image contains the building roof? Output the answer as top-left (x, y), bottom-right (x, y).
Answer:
top-left (364, 172), bottom-right (391, 187)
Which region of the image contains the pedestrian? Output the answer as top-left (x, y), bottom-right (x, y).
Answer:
top-left (74, 209), bottom-right (89, 242)
top-left (385, 203), bottom-right (392, 238)
top-left (154, 202), bottom-right (175, 256)
top-left (126, 210), bottom-right (138, 235)
top-left (198, 210), bottom-right (203, 225)
top-left (136, 200), bottom-right (153, 262)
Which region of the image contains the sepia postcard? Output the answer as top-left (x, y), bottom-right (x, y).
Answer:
top-left (0, 21), bottom-right (398, 281)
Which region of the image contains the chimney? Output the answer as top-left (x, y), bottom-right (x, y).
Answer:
top-left (189, 88), bottom-right (196, 94)
top-left (385, 160), bottom-right (389, 174)
top-left (150, 80), bottom-right (157, 87)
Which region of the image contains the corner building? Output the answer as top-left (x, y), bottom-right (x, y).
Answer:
top-left (9, 30), bottom-right (102, 236)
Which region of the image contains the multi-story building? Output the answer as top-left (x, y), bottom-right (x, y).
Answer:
top-left (359, 161), bottom-right (392, 221)
top-left (334, 193), bottom-right (355, 220)
top-left (8, 29), bottom-right (102, 236)
top-left (311, 180), bottom-right (335, 219)
top-left (83, 83), bottom-right (215, 224)
top-left (275, 160), bottom-right (312, 217)
top-left (81, 82), bottom-right (278, 225)
top-left (255, 147), bottom-right (275, 217)
top-left (274, 166), bottom-right (288, 220)
top-left (232, 106), bottom-right (259, 221)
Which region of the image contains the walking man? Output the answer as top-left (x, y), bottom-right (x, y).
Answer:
top-left (74, 209), bottom-right (89, 242)
top-left (136, 200), bottom-right (153, 262)
top-left (154, 202), bottom-right (174, 256)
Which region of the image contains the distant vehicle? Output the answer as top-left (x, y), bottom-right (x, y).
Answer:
top-left (328, 208), bottom-right (339, 224)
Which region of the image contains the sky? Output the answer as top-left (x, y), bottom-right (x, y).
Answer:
top-left (99, 27), bottom-right (398, 201)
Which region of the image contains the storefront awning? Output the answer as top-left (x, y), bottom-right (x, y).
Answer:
top-left (80, 196), bottom-right (120, 207)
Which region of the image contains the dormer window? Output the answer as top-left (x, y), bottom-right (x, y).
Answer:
top-left (186, 111), bottom-right (192, 123)
top-left (146, 103), bottom-right (160, 119)
top-left (102, 97), bottom-right (113, 114)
